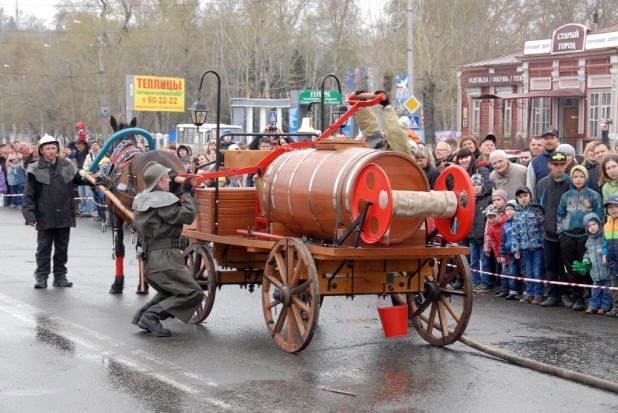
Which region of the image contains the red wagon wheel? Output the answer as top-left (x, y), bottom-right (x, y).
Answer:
top-left (183, 244), bottom-right (217, 324)
top-left (433, 165), bottom-right (475, 243)
top-left (407, 255), bottom-right (472, 346)
top-left (262, 238), bottom-right (320, 353)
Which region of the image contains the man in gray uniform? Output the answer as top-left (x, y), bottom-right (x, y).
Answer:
top-left (131, 161), bottom-right (203, 337)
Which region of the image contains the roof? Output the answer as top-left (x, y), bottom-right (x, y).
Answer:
top-left (462, 23), bottom-right (618, 69)
top-left (591, 22), bottom-right (618, 34)
top-left (461, 51), bottom-right (521, 68)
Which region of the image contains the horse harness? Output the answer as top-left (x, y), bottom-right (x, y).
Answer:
top-left (104, 140), bottom-right (143, 201)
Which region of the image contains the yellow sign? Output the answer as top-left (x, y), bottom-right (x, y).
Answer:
top-left (134, 75), bottom-right (185, 112)
top-left (404, 95), bottom-right (422, 115)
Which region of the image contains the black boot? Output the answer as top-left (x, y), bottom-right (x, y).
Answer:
top-left (34, 276), bottom-right (48, 289)
top-left (137, 304), bottom-right (173, 337)
top-left (136, 280), bottom-right (149, 295)
top-left (132, 299), bottom-right (159, 330)
top-left (109, 276), bottom-right (124, 294)
top-left (572, 298), bottom-right (586, 311)
top-left (52, 276), bottom-right (73, 287)
top-left (452, 276), bottom-right (464, 290)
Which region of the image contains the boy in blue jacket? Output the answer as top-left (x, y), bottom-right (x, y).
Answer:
top-left (556, 165), bottom-right (603, 311)
top-left (466, 174), bottom-right (493, 292)
top-left (500, 199), bottom-right (523, 300)
top-left (512, 186), bottom-right (545, 304)
top-left (582, 213), bottom-right (612, 314)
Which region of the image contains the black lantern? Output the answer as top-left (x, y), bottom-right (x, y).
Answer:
top-left (189, 100), bottom-right (208, 127)
top-left (331, 104), bottom-right (348, 127)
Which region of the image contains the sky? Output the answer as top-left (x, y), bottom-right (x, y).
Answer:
top-left (1, 0), bottom-right (384, 27)
top-left (2, 0), bottom-right (59, 25)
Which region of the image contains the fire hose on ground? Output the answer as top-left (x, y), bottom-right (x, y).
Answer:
top-left (407, 261), bottom-right (618, 394)
top-left (420, 310), bottom-right (618, 394)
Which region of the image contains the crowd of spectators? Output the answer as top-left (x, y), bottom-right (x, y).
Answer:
top-left (417, 129), bottom-right (618, 316)
top-left (3, 120), bottom-right (618, 317)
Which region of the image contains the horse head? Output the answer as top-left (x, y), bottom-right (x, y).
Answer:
top-left (109, 116), bottom-right (139, 151)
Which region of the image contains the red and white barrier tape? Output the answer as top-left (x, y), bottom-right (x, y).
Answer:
top-left (447, 262), bottom-right (618, 292)
top-left (2, 193), bottom-right (108, 207)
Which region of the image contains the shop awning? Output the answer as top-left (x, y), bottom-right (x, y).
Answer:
top-left (479, 90), bottom-right (585, 100)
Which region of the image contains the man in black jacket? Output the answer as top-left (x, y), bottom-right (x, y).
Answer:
top-left (534, 152), bottom-right (572, 307)
top-left (22, 134), bottom-right (92, 289)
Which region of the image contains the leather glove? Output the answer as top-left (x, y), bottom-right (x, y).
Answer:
top-left (375, 90), bottom-right (390, 107)
top-left (94, 175), bottom-right (113, 189)
top-left (182, 177), bottom-right (194, 195)
top-left (353, 90), bottom-right (366, 101)
top-left (168, 172), bottom-right (180, 194)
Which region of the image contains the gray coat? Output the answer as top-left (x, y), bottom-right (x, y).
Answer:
top-left (133, 190), bottom-right (203, 323)
top-left (490, 162), bottom-right (528, 200)
top-left (22, 157), bottom-right (82, 231)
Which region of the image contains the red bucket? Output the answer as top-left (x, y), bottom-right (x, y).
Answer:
top-left (377, 294), bottom-right (408, 338)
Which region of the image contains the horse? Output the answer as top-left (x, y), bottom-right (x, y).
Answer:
top-left (104, 116), bottom-right (186, 294)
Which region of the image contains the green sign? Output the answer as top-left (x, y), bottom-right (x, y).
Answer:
top-left (298, 90), bottom-right (342, 105)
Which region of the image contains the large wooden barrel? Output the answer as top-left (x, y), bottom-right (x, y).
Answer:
top-left (261, 147), bottom-right (429, 243)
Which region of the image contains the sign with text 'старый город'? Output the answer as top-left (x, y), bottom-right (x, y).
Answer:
top-left (128, 75), bottom-right (185, 112)
top-left (298, 90), bottom-right (342, 105)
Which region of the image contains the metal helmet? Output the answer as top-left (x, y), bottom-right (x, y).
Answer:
top-left (38, 134), bottom-right (59, 156)
top-left (605, 195), bottom-right (618, 207)
top-left (142, 161), bottom-right (171, 193)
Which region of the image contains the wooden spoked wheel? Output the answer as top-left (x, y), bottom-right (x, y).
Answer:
top-left (407, 255), bottom-right (472, 346)
top-left (262, 238), bottom-right (320, 353)
top-left (183, 244), bottom-right (217, 324)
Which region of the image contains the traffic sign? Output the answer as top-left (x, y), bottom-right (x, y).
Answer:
top-left (269, 110), bottom-right (277, 124)
top-left (404, 95), bottom-right (422, 115)
top-left (298, 90), bottom-right (342, 105)
top-left (409, 115), bottom-right (421, 131)
top-left (101, 116), bottom-right (110, 125)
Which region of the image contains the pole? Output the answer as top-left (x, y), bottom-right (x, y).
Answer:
top-left (319, 74), bottom-right (342, 133)
top-left (407, 0), bottom-right (414, 96)
top-left (66, 57), bottom-right (77, 128)
top-left (97, 35), bottom-right (109, 121)
top-left (194, 70), bottom-right (221, 233)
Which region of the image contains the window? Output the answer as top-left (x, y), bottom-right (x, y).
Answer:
top-left (589, 91), bottom-right (612, 137)
top-left (503, 100), bottom-right (512, 137)
top-left (602, 91), bottom-right (612, 121)
top-left (531, 98), bottom-right (541, 136)
top-left (472, 99), bottom-right (480, 135)
top-left (531, 98), bottom-right (551, 136)
top-left (589, 93), bottom-right (599, 137)
top-left (542, 98), bottom-right (550, 131)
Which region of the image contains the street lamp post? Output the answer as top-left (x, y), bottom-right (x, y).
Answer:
top-left (330, 104), bottom-right (349, 132)
top-left (66, 57), bottom-right (77, 128)
top-left (189, 70), bottom-right (221, 170)
top-left (189, 70), bottom-right (222, 235)
top-left (319, 73), bottom-right (342, 133)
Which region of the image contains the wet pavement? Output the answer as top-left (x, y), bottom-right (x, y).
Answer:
top-left (1, 206), bottom-right (617, 412)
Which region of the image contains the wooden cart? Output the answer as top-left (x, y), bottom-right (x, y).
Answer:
top-left (179, 92), bottom-right (475, 353)
top-left (181, 152), bottom-right (475, 353)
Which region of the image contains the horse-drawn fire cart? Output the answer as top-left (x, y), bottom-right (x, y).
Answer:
top-left (177, 92), bottom-right (476, 353)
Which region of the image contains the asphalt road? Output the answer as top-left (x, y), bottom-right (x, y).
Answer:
top-left (1, 206), bottom-right (617, 412)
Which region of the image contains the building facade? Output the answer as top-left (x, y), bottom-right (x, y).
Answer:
top-left (458, 23), bottom-right (618, 151)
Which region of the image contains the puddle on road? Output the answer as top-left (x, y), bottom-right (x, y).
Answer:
top-left (35, 314), bottom-right (76, 354)
top-left (496, 336), bottom-right (618, 382)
